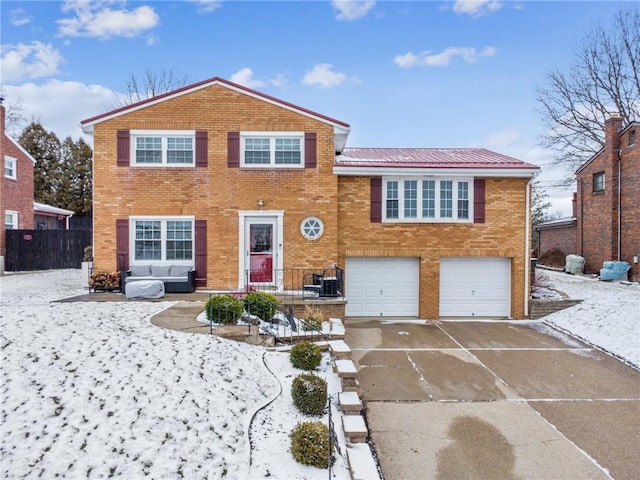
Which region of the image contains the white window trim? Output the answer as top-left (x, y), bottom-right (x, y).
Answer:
top-left (383, 177), bottom-right (474, 223)
top-left (237, 210), bottom-right (285, 290)
top-left (5, 210), bottom-right (19, 229)
top-left (301, 217), bottom-right (324, 240)
top-left (5, 156), bottom-right (17, 180)
top-left (130, 130), bottom-right (196, 167)
top-left (129, 215), bottom-right (195, 265)
top-left (240, 131), bottom-right (305, 168)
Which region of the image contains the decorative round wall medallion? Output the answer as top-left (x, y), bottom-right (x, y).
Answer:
top-left (301, 217), bottom-right (323, 240)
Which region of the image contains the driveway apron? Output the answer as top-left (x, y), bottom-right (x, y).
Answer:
top-left (345, 319), bottom-right (640, 480)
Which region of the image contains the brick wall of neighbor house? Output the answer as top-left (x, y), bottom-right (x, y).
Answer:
top-left (1, 104), bottom-right (35, 257)
top-left (91, 84), bottom-right (339, 288)
top-left (620, 127), bottom-right (639, 281)
top-left (577, 116), bottom-right (640, 277)
top-left (337, 176), bottom-right (530, 319)
top-left (537, 223), bottom-right (577, 258)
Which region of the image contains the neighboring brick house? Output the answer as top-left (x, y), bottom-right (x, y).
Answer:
top-left (535, 195), bottom-right (577, 261)
top-left (537, 115), bottom-right (639, 281)
top-left (1, 100), bottom-right (35, 271)
top-left (577, 116), bottom-right (639, 280)
top-left (81, 77), bottom-right (539, 318)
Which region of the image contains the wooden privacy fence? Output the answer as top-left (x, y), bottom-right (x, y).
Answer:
top-left (5, 230), bottom-right (92, 271)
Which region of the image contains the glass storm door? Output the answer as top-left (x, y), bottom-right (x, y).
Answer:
top-left (247, 221), bottom-right (275, 284)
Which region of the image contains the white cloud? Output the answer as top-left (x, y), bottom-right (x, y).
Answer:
top-left (188, 0), bottom-right (222, 13)
top-left (57, 1), bottom-right (159, 39)
top-left (0, 42), bottom-right (63, 83)
top-left (394, 46), bottom-right (497, 68)
top-left (229, 68), bottom-right (291, 89)
top-left (230, 68), bottom-right (266, 89)
top-left (484, 128), bottom-right (520, 149)
top-left (10, 8), bottom-right (33, 26)
top-left (452, 1), bottom-right (502, 17)
top-left (303, 63), bottom-right (348, 87)
top-left (332, 1), bottom-right (375, 21)
top-left (2, 80), bottom-right (119, 143)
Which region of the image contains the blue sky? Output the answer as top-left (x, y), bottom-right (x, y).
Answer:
top-left (0, 1), bottom-right (634, 216)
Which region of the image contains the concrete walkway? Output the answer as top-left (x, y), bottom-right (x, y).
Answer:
top-left (345, 319), bottom-right (640, 480)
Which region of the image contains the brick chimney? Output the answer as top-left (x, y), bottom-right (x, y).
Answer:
top-left (605, 113), bottom-right (623, 159)
top-left (0, 97), bottom-right (5, 138)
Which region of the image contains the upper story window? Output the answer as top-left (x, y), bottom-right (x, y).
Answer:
top-left (132, 217), bottom-right (194, 263)
top-left (593, 172), bottom-right (605, 193)
top-left (384, 178), bottom-right (472, 222)
top-left (131, 130), bottom-right (194, 166)
top-left (4, 156), bottom-right (17, 179)
top-left (241, 132), bottom-right (304, 167)
top-left (630, 129), bottom-right (636, 146)
top-left (5, 211), bottom-right (18, 229)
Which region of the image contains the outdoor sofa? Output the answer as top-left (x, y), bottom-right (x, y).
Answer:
top-left (121, 265), bottom-right (196, 293)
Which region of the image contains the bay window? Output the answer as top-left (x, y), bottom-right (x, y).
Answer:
top-left (384, 178), bottom-right (472, 222)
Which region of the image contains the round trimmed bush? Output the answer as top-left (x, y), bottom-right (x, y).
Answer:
top-left (292, 373), bottom-right (328, 415)
top-left (205, 295), bottom-right (243, 325)
top-left (243, 292), bottom-right (279, 322)
top-left (290, 421), bottom-right (331, 468)
top-left (290, 341), bottom-right (322, 371)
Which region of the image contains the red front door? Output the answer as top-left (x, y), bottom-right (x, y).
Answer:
top-left (248, 223), bottom-right (274, 283)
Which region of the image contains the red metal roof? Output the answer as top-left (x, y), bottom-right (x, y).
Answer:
top-left (336, 147), bottom-right (538, 170)
top-left (81, 76), bottom-right (350, 128)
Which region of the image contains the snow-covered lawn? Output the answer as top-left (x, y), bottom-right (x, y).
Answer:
top-left (2, 268), bottom-right (637, 479)
top-left (539, 269), bottom-right (640, 369)
top-left (0, 270), bottom-right (349, 479)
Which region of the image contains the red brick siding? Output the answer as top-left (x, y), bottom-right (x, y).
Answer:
top-left (576, 118), bottom-right (639, 277)
top-left (620, 135), bottom-right (640, 281)
top-left (1, 105), bottom-right (35, 257)
top-left (537, 223), bottom-right (577, 259)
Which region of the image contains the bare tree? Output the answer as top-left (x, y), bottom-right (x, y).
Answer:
top-left (2, 97), bottom-right (26, 136)
top-left (120, 68), bottom-right (190, 105)
top-left (537, 8), bottom-right (640, 172)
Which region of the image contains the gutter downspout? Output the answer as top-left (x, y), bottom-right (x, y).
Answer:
top-left (617, 149), bottom-right (622, 261)
top-left (524, 176), bottom-right (534, 318)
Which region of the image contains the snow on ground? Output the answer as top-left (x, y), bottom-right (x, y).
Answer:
top-left (0, 270), bottom-right (351, 479)
top-left (539, 269), bottom-right (640, 369)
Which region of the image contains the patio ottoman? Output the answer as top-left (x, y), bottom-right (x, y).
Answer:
top-left (125, 279), bottom-right (165, 299)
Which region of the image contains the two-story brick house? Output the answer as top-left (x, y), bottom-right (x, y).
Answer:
top-left (536, 115), bottom-right (639, 281)
top-left (81, 77), bottom-right (539, 318)
top-left (1, 99), bottom-right (35, 272)
top-left (576, 115), bottom-right (639, 280)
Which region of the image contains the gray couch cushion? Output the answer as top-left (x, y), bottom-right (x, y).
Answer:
top-left (169, 265), bottom-right (192, 277)
top-left (151, 265), bottom-right (171, 277)
top-left (130, 265), bottom-right (151, 277)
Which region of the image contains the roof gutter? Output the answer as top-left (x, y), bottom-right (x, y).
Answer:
top-left (525, 176), bottom-right (534, 318)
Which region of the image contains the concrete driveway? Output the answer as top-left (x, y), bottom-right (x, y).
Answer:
top-left (345, 319), bottom-right (640, 480)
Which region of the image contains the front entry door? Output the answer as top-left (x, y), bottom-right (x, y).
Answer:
top-left (246, 219), bottom-right (276, 284)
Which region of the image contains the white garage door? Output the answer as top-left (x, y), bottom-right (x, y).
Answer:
top-left (346, 257), bottom-right (419, 317)
top-left (440, 257), bottom-right (511, 317)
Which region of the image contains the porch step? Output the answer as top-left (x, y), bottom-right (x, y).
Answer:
top-left (328, 317), bottom-right (346, 336)
top-left (342, 415), bottom-right (368, 443)
top-left (338, 391), bottom-right (363, 415)
top-left (341, 377), bottom-right (360, 393)
top-left (328, 339), bottom-right (351, 359)
top-left (346, 444), bottom-right (380, 480)
top-left (334, 359), bottom-right (358, 378)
